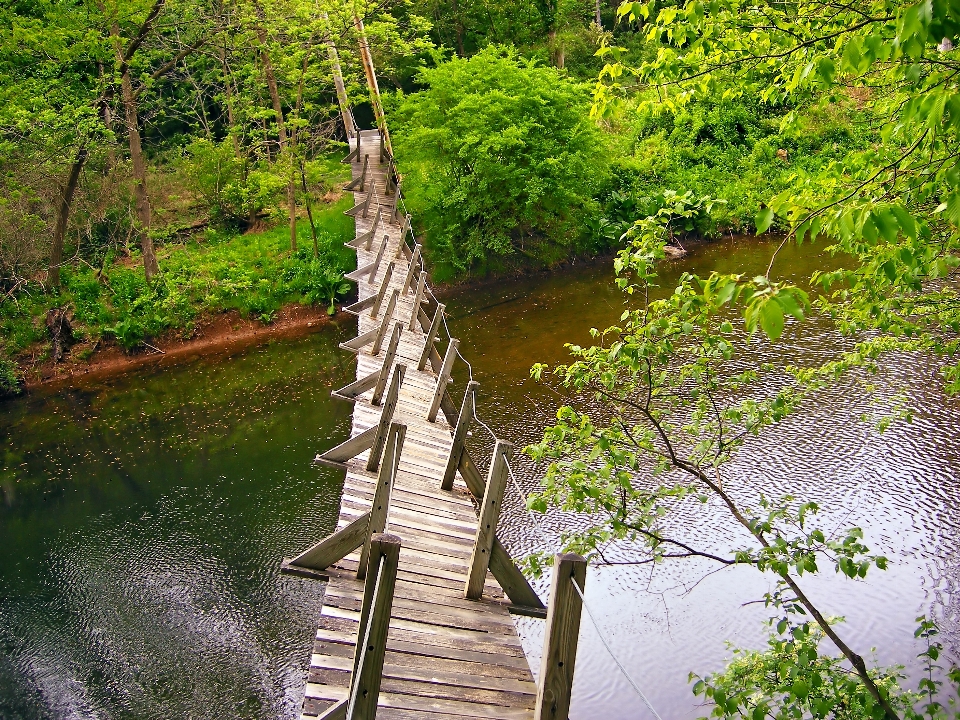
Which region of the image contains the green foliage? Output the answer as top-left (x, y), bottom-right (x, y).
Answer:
top-left (390, 45), bottom-right (610, 278)
top-left (693, 618), bottom-right (960, 719)
top-left (598, 0), bottom-right (960, 391)
top-left (180, 139), bottom-right (287, 227)
top-left (0, 355), bottom-right (21, 396)
top-left (526, 201), bottom-right (918, 716)
top-left (0, 201), bottom-right (355, 360)
top-left (606, 95), bottom-right (871, 235)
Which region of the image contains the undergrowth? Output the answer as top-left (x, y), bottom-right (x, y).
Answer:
top-left (0, 197), bottom-right (356, 379)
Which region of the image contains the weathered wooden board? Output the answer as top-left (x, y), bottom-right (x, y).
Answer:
top-left (296, 132), bottom-right (538, 720)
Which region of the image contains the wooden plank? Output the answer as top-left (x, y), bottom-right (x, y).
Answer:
top-left (287, 511), bottom-right (371, 571)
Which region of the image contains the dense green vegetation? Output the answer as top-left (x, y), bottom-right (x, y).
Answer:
top-left (3, 0), bottom-right (960, 716)
top-left (390, 46), bottom-right (609, 278)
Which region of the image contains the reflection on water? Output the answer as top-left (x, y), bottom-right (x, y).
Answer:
top-left (442, 237), bottom-right (960, 719)
top-left (0, 328), bottom-right (356, 720)
top-left (2, 237), bottom-right (959, 720)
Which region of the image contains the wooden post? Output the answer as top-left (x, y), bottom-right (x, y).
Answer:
top-left (427, 339), bottom-right (458, 422)
top-left (371, 289), bottom-right (398, 355)
top-left (441, 381), bottom-right (477, 490)
top-left (372, 323), bottom-right (402, 405)
top-left (401, 244), bottom-right (421, 292)
top-left (357, 423), bottom-right (405, 578)
top-left (344, 154), bottom-right (368, 191)
top-left (408, 272), bottom-right (426, 331)
top-left (367, 234), bottom-right (389, 284)
top-left (367, 364), bottom-right (404, 472)
top-left (418, 303), bottom-right (445, 371)
top-left (534, 553), bottom-right (587, 720)
top-left (346, 208), bottom-right (381, 251)
top-left (464, 440), bottom-right (513, 599)
top-left (347, 533), bottom-right (401, 720)
top-left (368, 262), bottom-right (394, 319)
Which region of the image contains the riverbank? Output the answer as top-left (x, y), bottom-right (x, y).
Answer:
top-left (1, 197), bottom-right (357, 397)
top-left (22, 303), bottom-right (351, 392)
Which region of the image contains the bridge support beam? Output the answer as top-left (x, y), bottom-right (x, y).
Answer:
top-left (357, 423), bottom-right (405, 578)
top-left (347, 208), bottom-right (381, 251)
top-left (344, 154), bottom-right (368, 191)
top-left (371, 290), bottom-right (399, 356)
top-left (427, 339), bottom-right (458, 422)
top-left (442, 381), bottom-right (478, 491)
top-left (418, 304), bottom-right (445, 371)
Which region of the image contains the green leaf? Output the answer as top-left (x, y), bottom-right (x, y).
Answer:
top-left (755, 207), bottom-right (774, 234)
top-left (759, 298), bottom-right (785, 341)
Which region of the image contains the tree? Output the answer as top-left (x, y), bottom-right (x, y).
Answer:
top-left (0, 0), bottom-right (107, 290)
top-left (390, 45), bottom-right (609, 278)
top-left (595, 0), bottom-right (960, 388)
top-left (526, 194), bottom-right (957, 719)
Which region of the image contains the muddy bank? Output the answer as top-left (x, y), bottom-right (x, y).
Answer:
top-left (22, 303), bottom-right (351, 392)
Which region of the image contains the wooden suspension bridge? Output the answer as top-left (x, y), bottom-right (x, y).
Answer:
top-left (280, 36), bottom-right (590, 720)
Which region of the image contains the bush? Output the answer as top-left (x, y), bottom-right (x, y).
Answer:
top-left (181, 138), bottom-right (286, 228)
top-left (390, 45), bottom-right (610, 279)
top-left (606, 94), bottom-right (870, 236)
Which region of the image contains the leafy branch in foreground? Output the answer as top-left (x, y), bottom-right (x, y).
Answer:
top-left (525, 201), bottom-right (942, 719)
top-left (692, 616), bottom-right (960, 719)
top-left (596, 0), bottom-right (960, 390)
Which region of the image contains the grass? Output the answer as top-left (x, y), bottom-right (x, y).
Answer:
top-left (0, 195), bottom-right (357, 390)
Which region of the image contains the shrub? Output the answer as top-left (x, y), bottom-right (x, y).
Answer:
top-left (390, 45), bottom-right (609, 279)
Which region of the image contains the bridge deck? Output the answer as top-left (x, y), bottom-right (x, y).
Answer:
top-left (301, 131), bottom-right (537, 720)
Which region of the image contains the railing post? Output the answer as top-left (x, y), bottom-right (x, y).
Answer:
top-left (358, 423), bottom-right (405, 578)
top-left (345, 533), bottom-right (401, 720)
top-left (464, 440), bottom-right (513, 599)
top-left (427, 339), bottom-right (458, 422)
top-left (368, 262), bottom-right (394, 319)
top-left (408, 272), bottom-right (426, 331)
top-left (418, 303), bottom-right (445, 371)
top-left (442, 381), bottom-right (478, 491)
top-left (367, 234), bottom-right (389, 283)
top-left (371, 289), bottom-right (398, 356)
top-left (367, 364), bottom-right (404, 472)
top-left (401, 245), bottom-right (421, 292)
top-left (534, 553), bottom-right (587, 720)
top-left (371, 323), bottom-right (402, 405)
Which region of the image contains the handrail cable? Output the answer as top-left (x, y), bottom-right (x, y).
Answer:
top-left (569, 574), bottom-right (665, 720)
top-left (503, 455), bottom-right (664, 720)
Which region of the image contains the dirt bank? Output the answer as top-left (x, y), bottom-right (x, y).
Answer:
top-left (23, 303), bottom-right (350, 392)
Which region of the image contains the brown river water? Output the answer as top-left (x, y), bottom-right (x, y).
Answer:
top-left (1, 235), bottom-right (958, 719)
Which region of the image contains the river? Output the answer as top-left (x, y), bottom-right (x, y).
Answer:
top-left (2, 236), bottom-right (958, 719)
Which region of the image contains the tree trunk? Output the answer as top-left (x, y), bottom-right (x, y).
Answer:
top-left (595, 0), bottom-right (602, 27)
top-left (113, 23), bottom-right (159, 281)
top-left (219, 48), bottom-right (242, 160)
top-left (258, 33), bottom-right (297, 252)
top-left (49, 148), bottom-right (88, 290)
top-left (97, 62), bottom-right (116, 169)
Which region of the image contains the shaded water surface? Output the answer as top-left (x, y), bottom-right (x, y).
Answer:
top-left (1, 330), bottom-right (355, 720)
top-left (441, 237), bottom-right (960, 718)
top-left (2, 236), bottom-right (959, 719)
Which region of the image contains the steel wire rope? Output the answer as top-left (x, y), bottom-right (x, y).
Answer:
top-left (502, 456), bottom-right (664, 720)
top-left (569, 575), bottom-right (665, 720)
